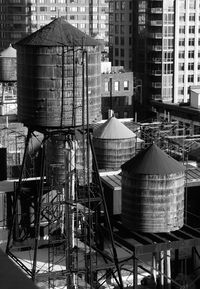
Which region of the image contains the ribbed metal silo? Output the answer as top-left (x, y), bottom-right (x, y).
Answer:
top-left (15, 18), bottom-right (102, 128)
top-left (93, 116), bottom-right (136, 170)
top-left (46, 134), bottom-right (92, 186)
top-left (121, 143), bottom-right (185, 233)
top-left (0, 44), bottom-right (17, 82)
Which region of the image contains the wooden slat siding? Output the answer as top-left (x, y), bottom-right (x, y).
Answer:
top-left (122, 171), bottom-right (185, 233)
top-left (93, 138), bottom-right (135, 170)
top-left (17, 46), bottom-right (101, 128)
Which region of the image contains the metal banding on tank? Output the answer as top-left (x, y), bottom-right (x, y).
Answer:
top-left (15, 18), bottom-right (102, 128)
top-left (121, 143), bottom-right (185, 233)
top-left (0, 44), bottom-right (17, 82)
top-left (93, 116), bottom-right (136, 170)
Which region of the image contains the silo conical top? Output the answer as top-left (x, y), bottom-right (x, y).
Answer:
top-left (93, 116), bottom-right (136, 139)
top-left (122, 143), bottom-right (185, 175)
top-left (15, 17), bottom-right (101, 47)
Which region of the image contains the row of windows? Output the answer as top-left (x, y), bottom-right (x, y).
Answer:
top-left (179, 25), bottom-right (200, 34)
top-left (179, 13), bottom-right (200, 22)
top-left (178, 63), bottom-right (200, 71)
top-left (179, 0), bottom-right (200, 10)
top-left (179, 38), bottom-right (200, 46)
top-left (104, 80), bottom-right (130, 92)
top-left (179, 51), bottom-right (200, 58)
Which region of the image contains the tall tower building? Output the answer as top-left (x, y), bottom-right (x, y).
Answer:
top-left (110, 0), bottom-right (200, 104)
top-left (0, 0), bottom-right (109, 50)
top-left (109, 0), bottom-right (133, 71)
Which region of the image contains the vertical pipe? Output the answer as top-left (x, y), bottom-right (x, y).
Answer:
top-left (152, 252), bottom-right (157, 284)
top-left (175, 249), bottom-right (179, 277)
top-left (160, 251), bottom-right (164, 288)
top-left (32, 139), bottom-right (46, 281)
top-left (133, 251), bottom-right (137, 289)
top-left (60, 45), bottom-right (65, 127)
top-left (65, 140), bottom-right (76, 288)
top-left (166, 249), bottom-right (171, 289)
top-left (110, 77), bottom-right (113, 110)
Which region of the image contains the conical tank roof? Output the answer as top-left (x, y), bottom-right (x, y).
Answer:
top-left (122, 143), bottom-right (185, 175)
top-left (93, 116), bottom-right (136, 139)
top-left (15, 17), bottom-right (100, 47)
top-left (0, 44), bottom-right (16, 57)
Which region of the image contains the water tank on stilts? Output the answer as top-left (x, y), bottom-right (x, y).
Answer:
top-left (15, 17), bottom-right (102, 129)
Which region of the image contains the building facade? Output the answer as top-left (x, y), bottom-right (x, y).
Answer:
top-left (110, 0), bottom-right (200, 105)
top-left (101, 67), bottom-right (134, 119)
top-left (0, 0), bottom-right (109, 50)
top-left (109, 0), bottom-right (133, 71)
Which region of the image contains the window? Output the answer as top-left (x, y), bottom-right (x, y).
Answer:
top-left (121, 49), bottom-right (124, 57)
top-left (178, 87), bottom-right (184, 95)
top-left (178, 75), bottom-right (184, 83)
top-left (179, 63), bottom-right (185, 71)
top-left (114, 81), bottom-right (120, 91)
top-left (179, 38), bottom-right (185, 46)
top-left (188, 51), bottom-right (194, 58)
top-left (124, 81), bottom-right (129, 90)
top-left (179, 26), bottom-right (185, 34)
top-left (189, 26), bottom-right (195, 34)
top-left (115, 48), bottom-right (119, 56)
top-left (80, 7), bottom-right (85, 12)
top-left (105, 82), bottom-right (109, 92)
top-left (70, 7), bottom-right (77, 12)
top-left (188, 63), bottom-right (194, 70)
top-left (188, 38), bottom-right (194, 46)
top-left (188, 75), bottom-right (194, 82)
top-left (179, 51), bottom-right (185, 58)
top-left (179, 13), bottom-right (185, 22)
top-left (189, 13), bottom-right (195, 21)
top-left (50, 6), bottom-right (56, 11)
top-left (189, 0), bottom-right (195, 9)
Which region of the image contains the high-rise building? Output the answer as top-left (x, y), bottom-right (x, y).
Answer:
top-left (108, 0), bottom-right (133, 71)
top-left (110, 0), bottom-right (200, 105)
top-left (0, 0), bottom-right (109, 50)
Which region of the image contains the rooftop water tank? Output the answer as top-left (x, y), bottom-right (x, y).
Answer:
top-left (15, 18), bottom-right (102, 128)
top-left (93, 116), bottom-right (136, 170)
top-left (121, 143), bottom-right (185, 233)
top-left (46, 133), bottom-right (92, 186)
top-left (0, 44), bottom-right (17, 82)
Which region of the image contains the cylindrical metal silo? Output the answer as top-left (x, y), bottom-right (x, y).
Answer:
top-left (0, 44), bottom-right (17, 82)
top-left (15, 18), bottom-right (101, 128)
top-left (46, 133), bottom-right (92, 186)
top-left (121, 143), bottom-right (185, 233)
top-left (93, 116), bottom-right (136, 170)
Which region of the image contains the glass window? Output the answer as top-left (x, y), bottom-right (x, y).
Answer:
top-left (124, 81), bottom-right (129, 90)
top-left (188, 63), bottom-right (194, 70)
top-left (114, 81), bottom-right (120, 91)
top-left (189, 38), bottom-right (195, 46)
top-left (179, 51), bottom-right (185, 58)
top-left (179, 63), bottom-right (185, 71)
top-left (188, 51), bottom-right (194, 58)
top-left (188, 75), bottom-right (194, 82)
top-left (179, 38), bottom-right (185, 46)
top-left (189, 26), bottom-right (195, 34)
